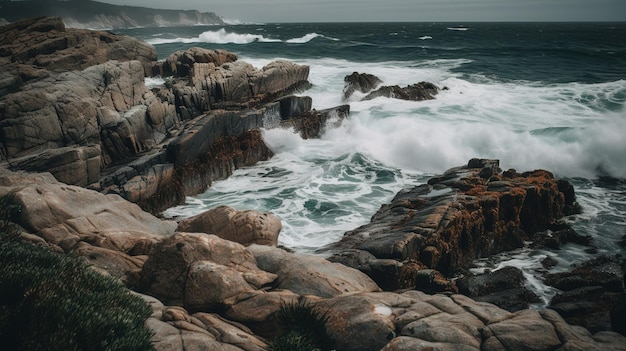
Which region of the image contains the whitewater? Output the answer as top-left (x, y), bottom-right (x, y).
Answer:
top-left (121, 22), bottom-right (626, 305)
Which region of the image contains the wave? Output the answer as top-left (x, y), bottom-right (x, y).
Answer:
top-left (286, 33), bottom-right (323, 44)
top-left (146, 28), bottom-right (280, 45)
top-left (447, 26), bottom-right (469, 31)
top-left (284, 56), bottom-right (626, 179)
top-left (146, 29), bottom-right (338, 45)
top-left (418, 36), bottom-right (433, 40)
top-left (285, 32), bottom-right (339, 44)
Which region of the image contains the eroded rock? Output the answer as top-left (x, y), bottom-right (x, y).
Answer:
top-left (325, 159), bottom-right (581, 294)
top-left (139, 232), bottom-right (277, 309)
top-left (177, 206), bottom-right (281, 246)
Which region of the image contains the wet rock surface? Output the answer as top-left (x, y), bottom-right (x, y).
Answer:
top-left (342, 71), bottom-right (441, 102)
top-left (545, 255), bottom-right (626, 333)
top-left (457, 266), bottom-right (542, 312)
top-left (324, 159), bottom-right (581, 289)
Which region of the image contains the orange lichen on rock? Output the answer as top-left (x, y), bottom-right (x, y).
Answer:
top-left (326, 158), bottom-right (580, 292)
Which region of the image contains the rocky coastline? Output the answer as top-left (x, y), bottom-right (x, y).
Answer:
top-left (0, 0), bottom-right (225, 29)
top-left (1, 16), bottom-right (625, 350)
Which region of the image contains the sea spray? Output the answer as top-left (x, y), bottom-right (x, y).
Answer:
top-left (149, 22), bottom-right (626, 305)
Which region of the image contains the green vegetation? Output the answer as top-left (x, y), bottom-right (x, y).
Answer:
top-left (0, 195), bottom-right (154, 350)
top-left (268, 299), bottom-right (334, 351)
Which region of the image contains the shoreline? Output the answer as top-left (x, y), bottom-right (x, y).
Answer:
top-left (1, 16), bottom-right (625, 349)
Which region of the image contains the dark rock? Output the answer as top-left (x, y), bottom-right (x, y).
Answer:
top-left (546, 255), bottom-right (625, 333)
top-left (545, 256), bottom-right (624, 292)
top-left (363, 81), bottom-right (439, 101)
top-left (322, 158), bottom-right (580, 293)
top-left (342, 72), bottom-right (383, 100)
top-left (531, 226), bottom-right (593, 251)
top-left (456, 266), bottom-right (541, 311)
top-left (279, 104), bottom-right (350, 139)
top-left (612, 293), bottom-right (626, 336)
top-left (328, 249), bottom-right (403, 291)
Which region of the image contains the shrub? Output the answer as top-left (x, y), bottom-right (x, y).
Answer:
top-left (0, 194), bottom-right (21, 240)
top-left (0, 195), bottom-right (154, 350)
top-left (268, 299), bottom-right (334, 351)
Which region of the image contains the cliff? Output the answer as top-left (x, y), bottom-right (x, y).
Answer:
top-left (0, 16), bottom-right (347, 213)
top-left (0, 0), bottom-right (224, 29)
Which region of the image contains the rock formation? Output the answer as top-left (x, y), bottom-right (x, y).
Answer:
top-left (0, 16), bottom-right (348, 213)
top-left (1, 16), bottom-right (625, 350)
top-left (343, 71), bottom-right (383, 100)
top-left (177, 206), bottom-right (282, 247)
top-left (342, 71), bottom-right (441, 102)
top-left (323, 159), bottom-right (582, 291)
top-left (546, 255), bottom-right (625, 333)
top-left (363, 81), bottom-right (440, 101)
top-left (2, 167), bottom-right (625, 350)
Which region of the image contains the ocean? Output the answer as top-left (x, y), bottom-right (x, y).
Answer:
top-left (118, 22), bottom-right (626, 304)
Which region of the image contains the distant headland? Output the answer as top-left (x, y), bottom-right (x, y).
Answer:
top-left (0, 0), bottom-right (224, 29)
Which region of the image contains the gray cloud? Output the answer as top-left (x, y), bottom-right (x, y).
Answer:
top-left (99, 0), bottom-right (626, 22)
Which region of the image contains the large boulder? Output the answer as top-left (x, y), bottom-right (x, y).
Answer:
top-left (138, 232), bottom-right (277, 310)
top-left (154, 47), bottom-right (238, 77)
top-left (0, 168), bottom-right (175, 281)
top-left (363, 81), bottom-right (440, 101)
top-left (248, 244), bottom-right (381, 298)
top-left (456, 266), bottom-right (541, 312)
top-left (0, 170), bottom-right (176, 247)
top-left (177, 206), bottom-right (281, 246)
top-left (546, 255), bottom-right (625, 333)
top-left (342, 72), bottom-right (383, 100)
top-left (176, 59), bottom-right (312, 112)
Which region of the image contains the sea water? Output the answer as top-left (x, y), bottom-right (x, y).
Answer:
top-left (117, 23), bottom-right (626, 305)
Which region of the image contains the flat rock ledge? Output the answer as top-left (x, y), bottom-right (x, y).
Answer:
top-left (2, 166), bottom-right (625, 350)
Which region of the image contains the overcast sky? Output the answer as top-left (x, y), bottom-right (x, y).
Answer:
top-left (99, 0), bottom-right (626, 23)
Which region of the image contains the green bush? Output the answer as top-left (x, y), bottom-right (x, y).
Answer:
top-left (0, 195), bottom-right (154, 351)
top-left (268, 299), bottom-right (334, 351)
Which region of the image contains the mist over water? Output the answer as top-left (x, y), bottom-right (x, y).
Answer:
top-left (121, 22), bottom-right (626, 304)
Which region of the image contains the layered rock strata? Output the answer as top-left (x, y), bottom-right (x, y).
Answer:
top-left (0, 17), bottom-right (348, 213)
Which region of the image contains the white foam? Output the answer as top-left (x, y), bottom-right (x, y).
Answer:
top-left (164, 55), bottom-right (626, 257)
top-left (286, 33), bottom-right (322, 44)
top-left (295, 57), bottom-right (626, 179)
top-left (144, 77), bottom-right (166, 87)
top-left (146, 28), bottom-right (281, 45)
